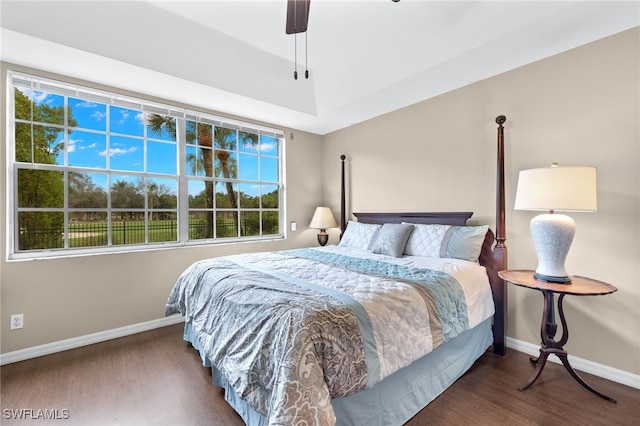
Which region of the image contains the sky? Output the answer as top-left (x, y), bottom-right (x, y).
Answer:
top-left (24, 88), bottom-right (280, 198)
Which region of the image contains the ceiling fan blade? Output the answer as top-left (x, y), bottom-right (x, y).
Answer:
top-left (286, 0), bottom-right (310, 34)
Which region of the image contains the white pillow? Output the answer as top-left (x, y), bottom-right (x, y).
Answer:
top-left (403, 223), bottom-right (451, 257)
top-left (338, 221), bottom-right (382, 250)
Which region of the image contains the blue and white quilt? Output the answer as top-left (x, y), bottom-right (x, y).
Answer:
top-left (165, 246), bottom-right (494, 426)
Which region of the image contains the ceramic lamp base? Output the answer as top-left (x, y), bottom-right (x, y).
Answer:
top-left (530, 213), bottom-right (575, 284)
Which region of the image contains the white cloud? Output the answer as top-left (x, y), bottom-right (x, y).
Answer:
top-left (91, 110), bottom-right (106, 121)
top-left (74, 100), bottom-right (97, 108)
top-left (67, 138), bottom-right (79, 153)
top-left (99, 147), bottom-right (137, 157)
top-left (260, 141), bottom-right (277, 153)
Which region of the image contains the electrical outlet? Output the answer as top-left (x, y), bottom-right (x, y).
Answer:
top-left (10, 314), bottom-right (23, 330)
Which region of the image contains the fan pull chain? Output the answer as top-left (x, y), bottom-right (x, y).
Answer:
top-left (305, 32), bottom-right (309, 79)
top-left (294, 34), bottom-right (298, 80)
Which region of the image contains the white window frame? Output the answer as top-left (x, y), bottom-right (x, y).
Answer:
top-left (7, 71), bottom-right (285, 260)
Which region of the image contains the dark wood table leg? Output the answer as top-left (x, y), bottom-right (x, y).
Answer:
top-left (519, 349), bottom-right (549, 391)
top-left (554, 296), bottom-right (617, 403)
top-left (520, 291), bottom-right (617, 403)
top-left (555, 351), bottom-right (617, 403)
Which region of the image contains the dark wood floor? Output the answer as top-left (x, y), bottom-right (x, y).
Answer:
top-left (2, 324), bottom-right (638, 425)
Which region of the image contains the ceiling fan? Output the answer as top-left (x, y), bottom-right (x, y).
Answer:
top-left (286, 0), bottom-right (310, 35)
top-left (284, 1), bottom-right (398, 79)
top-left (286, 0), bottom-right (311, 80)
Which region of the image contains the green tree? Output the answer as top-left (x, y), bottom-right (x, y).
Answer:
top-left (14, 89), bottom-right (77, 250)
top-left (69, 172), bottom-right (107, 209)
top-left (111, 179), bottom-right (144, 220)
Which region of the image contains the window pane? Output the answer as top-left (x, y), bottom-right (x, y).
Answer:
top-left (239, 183), bottom-right (259, 208)
top-left (28, 124), bottom-right (64, 165)
top-left (214, 127), bottom-right (237, 150)
top-left (260, 156), bottom-right (278, 182)
top-left (239, 153), bottom-right (258, 180)
top-left (15, 122), bottom-right (32, 162)
top-left (216, 211), bottom-right (238, 238)
top-left (32, 90), bottom-right (65, 125)
top-left (148, 177), bottom-right (177, 209)
top-left (201, 147), bottom-right (215, 177)
top-left (185, 120), bottom-right (197, 144)
top-left (69, 172), bottom-right (108, 208)
top-left (260, 135), bottom-right (279, 156)
top-left (261, 185), bottom-right (279, 209)
top-left (110, 106), bottom-right (143, 136)
top-left (14, 88), bottom-right (32, 121)
top-left (148, 141), bottom-right (177, 174)
top-left (111, 175), bottom-right (144, 208)
top-left (240, 211), bottom-right (260, 237)
top-left (111, 214), bottom-right (145, 245)
top-left (262, 211), bottom-right (279, 235)
top-left (17, 169), bottom-right (64, 208)
top-left (216, 181), bottom-right (238, 208)
top-left (68, 130), bottom-right (107, 168)
top-left (68, 212), bottom-right (108, 248)
top-left (149, 212), bottom-right (177, 243)
top-left (239, 131), bottom-right (259, 153)
top-left (186, 146), bottom-right (203, 176)
top-left (188, 179), bottom-right (208, 208)
top-left (214, 150), bottom-right (237, 179)
top-left (146, 114), bottom-right (176, 142)
top-left (69, 97), bottom-right (107, 131)
top-left (188, 211), bottom-right (211, 240)
top-left (109, 136), bottom-right (144, 172)
top-left (18, 211), bottom-right (64, 250)
top-left (186, 121), bottom-right (213, 147)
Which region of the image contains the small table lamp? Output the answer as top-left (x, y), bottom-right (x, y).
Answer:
top-left (309, 207), bottom-right (338, 246)
top-left (514, 164), bottom-right (597, 284)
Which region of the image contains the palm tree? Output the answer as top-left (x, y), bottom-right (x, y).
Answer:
top-left (146, 114), bottom-right (258, 238)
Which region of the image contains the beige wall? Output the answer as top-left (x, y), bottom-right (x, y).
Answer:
top-left (2, 28), bottom-right (639, 377)
top-left (322, 27), bottom-right (640, 375)
top-left (0, 63), bottom-right (325, 353)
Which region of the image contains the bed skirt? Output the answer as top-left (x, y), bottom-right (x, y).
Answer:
top-left (183, 318), bottom-right (492, 426)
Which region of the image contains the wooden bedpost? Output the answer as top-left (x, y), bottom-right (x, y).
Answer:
top-left (340, 154), bottom-right (347, 237)
top-left (493, 115), bottom-right (508, 356)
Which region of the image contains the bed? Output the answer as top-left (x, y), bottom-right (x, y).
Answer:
top-left (165, 116), bottom-right (508, 425)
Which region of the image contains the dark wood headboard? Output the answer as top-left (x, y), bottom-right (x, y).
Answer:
top-left (338, 116), bottom-right (508, 356)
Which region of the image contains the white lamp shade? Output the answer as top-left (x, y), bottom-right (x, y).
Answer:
top-left (309, 207), bottom-right (338, 230)
top-left (514, 164), bottom-right (597, 283)
top-left (514, 166), bottom-right (597, 212)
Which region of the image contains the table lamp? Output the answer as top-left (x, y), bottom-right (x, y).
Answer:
top-left (514, 164), bottom-right (597, 284)
top-left (309, 207), bottom-right (338, 246)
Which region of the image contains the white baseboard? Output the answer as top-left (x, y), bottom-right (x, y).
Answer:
top-left (506, 337), bottom-right (640, 390)
top-left (0, 315), bottom-right (185, 366)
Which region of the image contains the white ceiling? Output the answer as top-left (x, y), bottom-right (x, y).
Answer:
top-left (1, 0), bottom-right (638, 135)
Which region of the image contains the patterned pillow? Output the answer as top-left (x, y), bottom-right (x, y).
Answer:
top-left (338, 221), bottom-right (382, 250)
top-left (369, 223), bottom-right (415, 258)
top-left (403, 223), bottom-right (452, 257)
top-left (441, 225), bottom-right (489, 262)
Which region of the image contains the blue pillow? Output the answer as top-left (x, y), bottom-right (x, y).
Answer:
top-left (441, 225), bottom-right (489, 262)
top-left (369, 223), bottom-right (415, 258)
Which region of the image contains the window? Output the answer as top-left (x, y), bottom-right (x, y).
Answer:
top-left (8, 71), bottom-right (284, 259)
